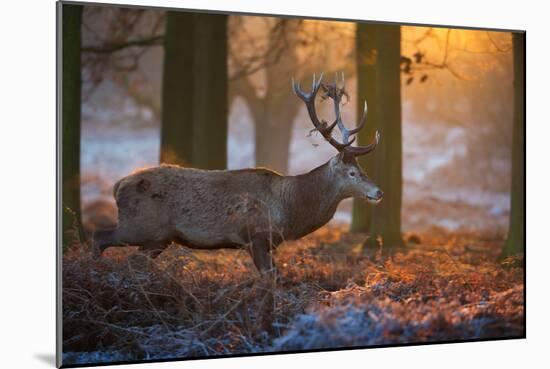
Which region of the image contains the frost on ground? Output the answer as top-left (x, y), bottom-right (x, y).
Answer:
top-left (274, 282), bottom-right (523, 351)
top-left (62, 226), bottom-right (523, 365)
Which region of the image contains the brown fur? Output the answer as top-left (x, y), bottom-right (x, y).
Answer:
top-left (94, 154), bottom-right (382, 275)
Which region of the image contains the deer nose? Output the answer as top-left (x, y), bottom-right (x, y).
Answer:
top-left (376, 190), bottom-right (384, 199)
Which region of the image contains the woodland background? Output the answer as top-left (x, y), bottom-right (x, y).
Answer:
top-left (60, 3), bottom-right (525, 365)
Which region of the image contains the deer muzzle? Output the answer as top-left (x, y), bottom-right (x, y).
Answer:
top-left (366, 189), bottom-right (384, 204)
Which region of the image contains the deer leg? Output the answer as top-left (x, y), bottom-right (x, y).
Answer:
top-left (248, 235), bottom-right (280, 334)
top-left (92, 229), bottom-right (122, 257)
top-left (248, 235), bottom-right (278, 279)
top-left (93, 228), bottom-right (169, 259)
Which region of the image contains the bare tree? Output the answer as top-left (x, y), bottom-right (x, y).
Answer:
top-left (160, 11), bottom-right (228, 169)
top-left (61, 4), bottom-right (84, 251)
top-left (229, 18), bottom-right (355, 173)
top-left (501, 32), bottom-right (525, 258)
top-left (370, 25), bottom-right (404, 248)
top-left (230, 20), bottom-right (303, 173)
top-left (352, 24), bottom-right (403, 249)
top-left (351, 23), bottom-right (378, 233)
top-left (81, 7), bottom-right (164, 100)
top-left (159, 11), bottom-right (194, 165)
top-left (191, 13), bottom-right (228, 170)
top-left (81, 11), bottom-right (357, 174)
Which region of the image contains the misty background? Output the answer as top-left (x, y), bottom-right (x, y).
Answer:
top-left (59, 5), bottom-right (525, 364)
top-left (78, 8), bottom-right (513, 235)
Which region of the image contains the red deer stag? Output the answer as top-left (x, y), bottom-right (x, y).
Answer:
top-left (93, 73), bottom-right (382, 276)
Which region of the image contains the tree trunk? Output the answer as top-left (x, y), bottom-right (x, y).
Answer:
top-left (253, 91), bottom-right (301, 174)
top-left (160, 12), bottom-right (228, 170)
top-left (366, 25), bottom-right (403, 249)
top-left (351, 23), bottom-right (378, 233)
top-left (62, 4), bottom-right (83, 251)
top-left (501, 32), bottom-right (525, 257)
top-left (160, 11), bottom-right (195, 166)
top-left (255, 25), bottom-right (301, 174)
top-left (192, 13), bottom-right (228, 170)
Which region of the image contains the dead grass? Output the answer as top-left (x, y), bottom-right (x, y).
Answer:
top-left (62, 225), bottom-right (524, 365)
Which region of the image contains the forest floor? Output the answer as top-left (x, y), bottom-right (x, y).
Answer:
top-left (62, 225), bottom-right (524, 365)
top-left (65, 117), bottom-right (520, 365)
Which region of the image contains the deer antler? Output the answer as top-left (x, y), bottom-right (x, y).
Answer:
top-left (292, 73), bottom-right (379, 157)
top-left (292, 73), bottom-right (353, 152)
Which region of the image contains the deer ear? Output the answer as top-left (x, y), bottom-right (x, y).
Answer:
top-left (330, 152), bottom-right (345, 167)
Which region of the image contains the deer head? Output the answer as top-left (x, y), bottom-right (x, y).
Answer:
top-left (292, 73), bottom-right (383, 204)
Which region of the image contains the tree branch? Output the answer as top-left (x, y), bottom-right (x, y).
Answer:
top-left (82, 35), bottom-right (164, 54)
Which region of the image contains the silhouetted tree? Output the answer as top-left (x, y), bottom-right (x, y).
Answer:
top-left (352, 24), bottom-right (404, 249)
top-left (372, 25), bottom-right (404, 248)
top-left (62, 4), bottom-right (83, 251)
top-left (230, 19), bottom-right (355, 174)
top-left (231, 21), bottom-right (302, 174)
top-left (160, 11), bottom-right (195, 166)
top-left (501, 32), bottom-right (525, 257)
top-left (160, 12), bottom-right (227, 169)
top-left (191, 13), bottom-right (228, 170)
top-left (351, 23), bottom-right (378, 232)
top-left (253, 61), bottom-right (301, 173)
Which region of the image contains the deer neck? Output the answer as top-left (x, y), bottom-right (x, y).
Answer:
top-left (283, 162), bottom-right (343, 239)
